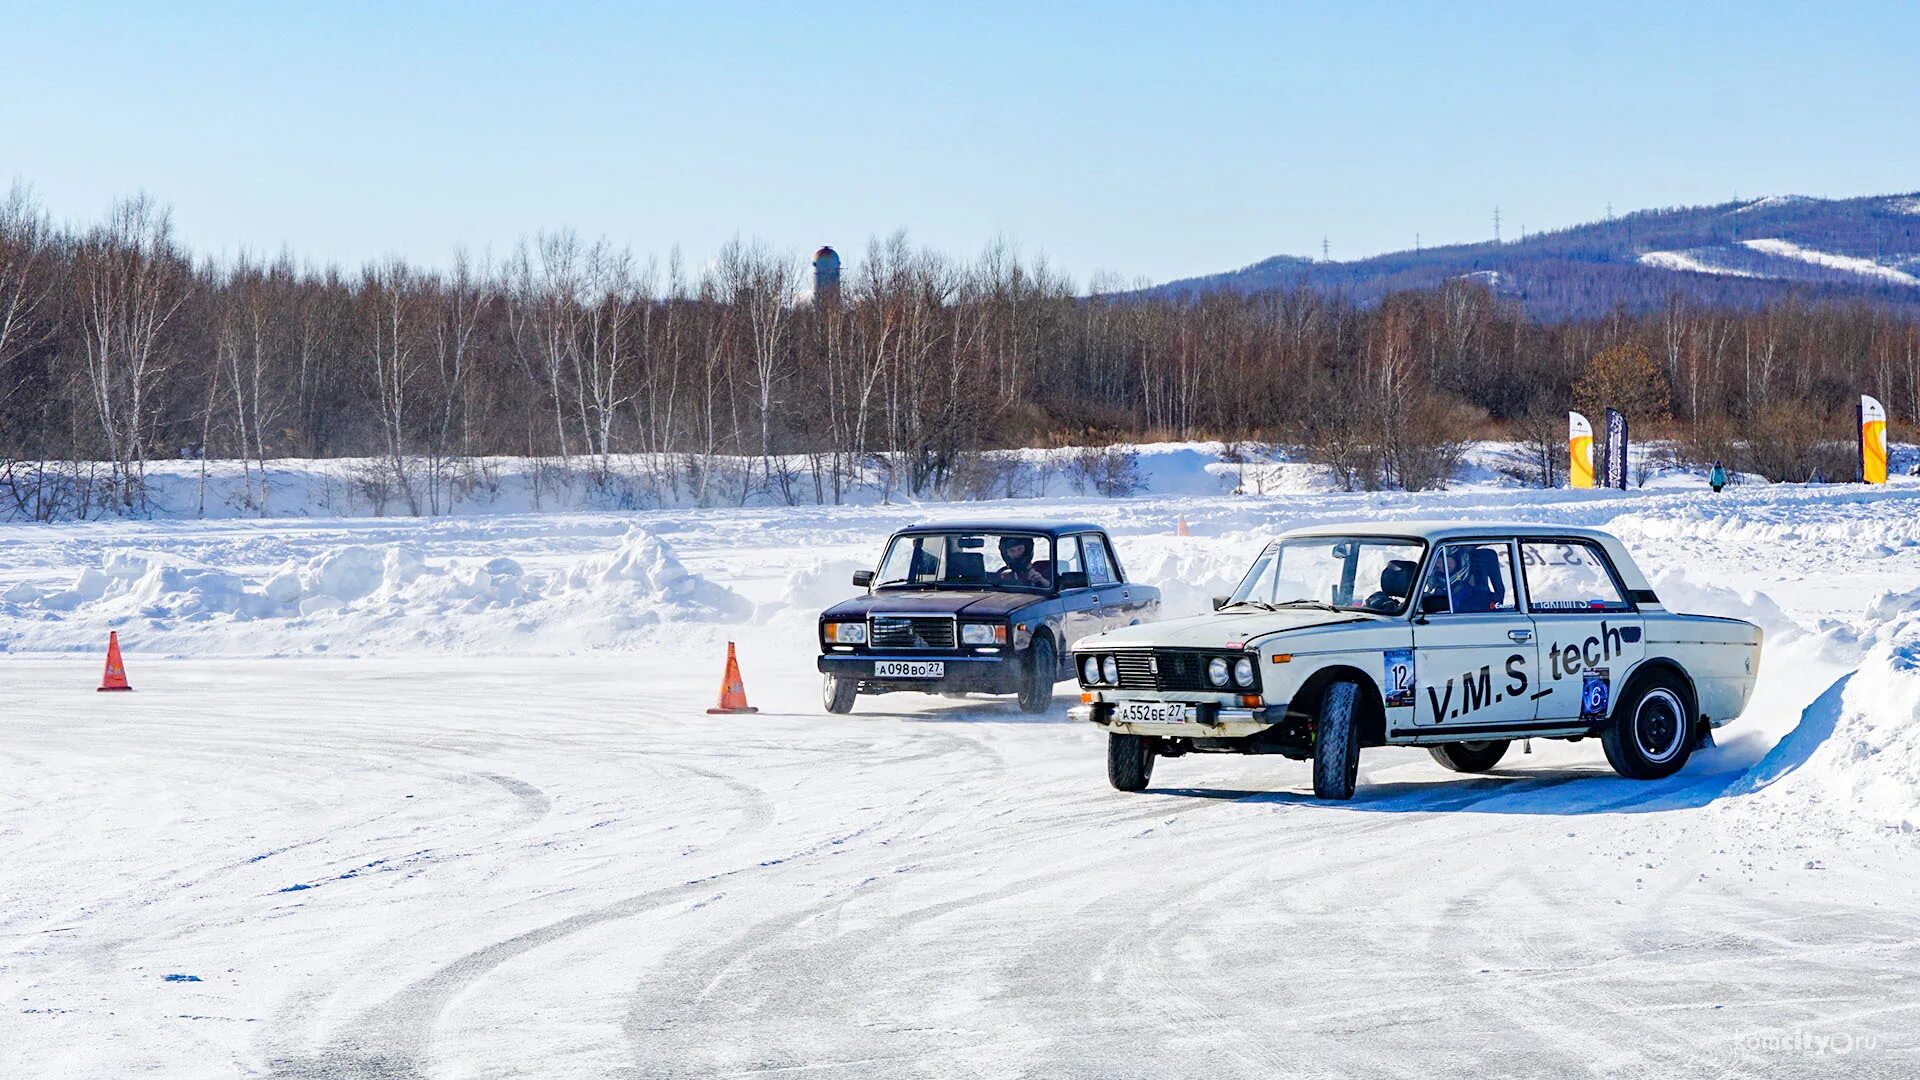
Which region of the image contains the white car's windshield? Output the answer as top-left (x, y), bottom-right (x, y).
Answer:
top-left (874, 532), bottom-right (1054, 591)
top-left (1227, 537), bottom-right (1426, 614)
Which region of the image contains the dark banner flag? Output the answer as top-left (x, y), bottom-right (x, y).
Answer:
top-left (1603, 408), bottom-right (1629, 490)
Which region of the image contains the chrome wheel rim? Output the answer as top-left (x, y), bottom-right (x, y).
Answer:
top-left (1633, 688), bottom-right (1686, 763)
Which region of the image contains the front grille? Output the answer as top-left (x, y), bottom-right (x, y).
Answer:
top-left (1106, 648), bottom-right (1251, 693)
top-left (869, 615), bottom-right (956, 650)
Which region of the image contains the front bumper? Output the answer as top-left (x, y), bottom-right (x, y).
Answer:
top-left (1070, 701), bottom-right (1276, 738)
top-left (817, 653), bottom-right (1023, 694)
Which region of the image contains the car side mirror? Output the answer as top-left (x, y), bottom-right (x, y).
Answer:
top-left (1212, 595), bottom-right (1229, 611)
top-left (852, 570), bottom-right (874, 588)
top-left (1056, 570), bottom-right (1089, 591)
top-left (1420, 593), bottom-right (1449, 615)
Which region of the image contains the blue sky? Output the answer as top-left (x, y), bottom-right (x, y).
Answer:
top-left (4, 1), bottom-right (1917, 285)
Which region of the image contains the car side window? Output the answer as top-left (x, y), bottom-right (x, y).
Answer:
top-left (1054, 536), bottom-right (1084, 582)
top-left (1083, 535), bottom-right (1119, 586)
top-left (1520, 541), bottom-right (1631, 612)
top-left (1418, 542), bottom-right (1518, 615)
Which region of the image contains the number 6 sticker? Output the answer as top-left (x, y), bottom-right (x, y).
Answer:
top-left (1382, 648), bottom-right (1415, 708)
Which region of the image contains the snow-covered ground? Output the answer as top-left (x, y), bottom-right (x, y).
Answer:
top-left (22, 438), bottom-right (1879, 522)
top-left (5, 476), bottom-right (1920, 1076)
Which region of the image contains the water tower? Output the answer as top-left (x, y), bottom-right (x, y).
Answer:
top-left (812, 246), bottom-right (841, 306)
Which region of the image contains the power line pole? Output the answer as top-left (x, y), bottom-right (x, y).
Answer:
top-left (1415, 232), bottom-right (1421, 253)
top-left (1322, 236), bottom-right (1330, 262)
top-left (1493, 206), bottom-right (1502, 244)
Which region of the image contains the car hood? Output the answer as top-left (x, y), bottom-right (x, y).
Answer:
top-left (821, 590), bottom-right (1041, 620)
top-left (1077, 609), bottom-right (1373, 650)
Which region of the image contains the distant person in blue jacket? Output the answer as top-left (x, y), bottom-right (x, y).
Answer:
top-left (1709, 462), bottom-right (1727, 493)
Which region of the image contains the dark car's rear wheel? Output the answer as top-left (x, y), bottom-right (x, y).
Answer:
top-left (822, 672), bottom-right (857, 714)
top-left (1018, 636), bottom-right (1056, 714)
top-left (1428, 739), bottom-right (1511, 773)
top-left (1108, 732), bottom-right (1154, 791)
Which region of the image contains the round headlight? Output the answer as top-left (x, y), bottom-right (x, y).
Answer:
top-left (1207, 657), bottom-right (1230, 687)
top-left (1083, 656), bottom-right (1101, 684)
top-left (1102, 656), bottom-right (1119, 685)
top-left (1234, 657), bottom-right (1255, 687)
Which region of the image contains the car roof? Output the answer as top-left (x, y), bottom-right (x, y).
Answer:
top-left (893, 520), bottom-right (1107, 537)
top-left (1274, 520), bottom-right (1620, 544)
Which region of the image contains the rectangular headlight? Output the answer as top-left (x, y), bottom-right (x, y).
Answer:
top-left (825, 621), bottom-right (867, 644)
top-left (960, 623), bottom-right (1007, 646)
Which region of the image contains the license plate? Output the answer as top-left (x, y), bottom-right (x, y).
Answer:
top-left (1115, 701), bottom-right (1189, 724)
top-left (874, 660), bottom-right (944, 679)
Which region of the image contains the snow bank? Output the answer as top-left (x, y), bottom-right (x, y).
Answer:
top-left (1120, 542), bottom-right (1255, 618)
top-left (1735, 589), bottom-right (1920, 828)
top-left (1647, 568), bottom-right (1801, 642)
top-left (0, 527), bottom-right (749, 656)
top-left (778, 558), bottom-right (872, 612)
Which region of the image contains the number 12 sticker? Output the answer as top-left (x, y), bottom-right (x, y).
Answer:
top-left (1383, 648), bottom-right (1415, 708)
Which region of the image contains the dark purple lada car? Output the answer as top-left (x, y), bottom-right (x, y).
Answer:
top-left (818, 521), bottom-right (1161, 714)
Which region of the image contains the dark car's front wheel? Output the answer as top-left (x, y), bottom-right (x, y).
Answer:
top-left (1017, 636), bottom-right (1056, 714)
top-left (1429, 739), bottom-right (1511, 773)
top-left (822, 672), bottom-right (857, 714)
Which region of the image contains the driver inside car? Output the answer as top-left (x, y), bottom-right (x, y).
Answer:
top-left (996, 535), bottom-right (1050, 587)
top-left (1427, 546), bottom-right (1498, 612)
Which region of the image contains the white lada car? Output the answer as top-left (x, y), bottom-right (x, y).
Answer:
top-left (1068, 522), bottom-right (1762, 800)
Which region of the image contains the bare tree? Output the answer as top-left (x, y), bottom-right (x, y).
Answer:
top-left (73, 196), bottom-right (191, 512)
top-left (362, 258), bottom-right (424, 515)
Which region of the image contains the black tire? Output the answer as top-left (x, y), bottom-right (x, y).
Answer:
top-left (1601, 673), bottom-right (1695, 780)
top-left (822, 672), bottom-right (857, 715)
top-left (1312, 680), bottom-right (1362, 800)
top-left (1428, 739), bottom-right (1511, 773)
top-left (1108, 732), bottom-right (1154, 791)
top-left (1018, 636), bottom-right (1056, 714)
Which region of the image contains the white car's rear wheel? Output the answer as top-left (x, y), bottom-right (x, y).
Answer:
top-left (1601, 674), bottom-right (1695, 779)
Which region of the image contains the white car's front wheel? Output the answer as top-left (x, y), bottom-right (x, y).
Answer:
top-left (1107, 732), bottom-right (1154, 791)
top-left (1312, 681), bottom-right (1362, 800)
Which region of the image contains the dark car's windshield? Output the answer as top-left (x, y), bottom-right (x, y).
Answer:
top-left (875, 532), bottom-right (1054, 591)
top-left (1228, 536), bottom-right (1427, 614)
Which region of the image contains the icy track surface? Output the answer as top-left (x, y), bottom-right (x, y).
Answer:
top-left (5, 483), bottom-right (1920, 1078)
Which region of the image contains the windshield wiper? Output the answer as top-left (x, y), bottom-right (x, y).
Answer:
top-left (1220, 599), bottom-right (1280, 611)
top-left (1270, 599), bottom-right (1341, 612)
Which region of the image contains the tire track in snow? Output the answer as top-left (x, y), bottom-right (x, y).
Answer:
top-left (260, 749), bottom-right (780, 1077)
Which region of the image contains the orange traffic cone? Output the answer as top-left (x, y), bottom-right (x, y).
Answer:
top-left (98, 631), bottom-right (133, 692)
top-left (1176, 515), bottom-right (1192, 536)
top-left (706, 641), bottom-right (758, 714)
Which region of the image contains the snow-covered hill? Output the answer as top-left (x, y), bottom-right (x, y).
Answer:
top-left (1156, 191), bottom-right (1920, 318)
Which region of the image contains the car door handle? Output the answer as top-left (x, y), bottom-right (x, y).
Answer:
top-left (1090, 595), bottom-right (1100, 604)
top-left (1508, 629), bottom-right (1534, 642)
